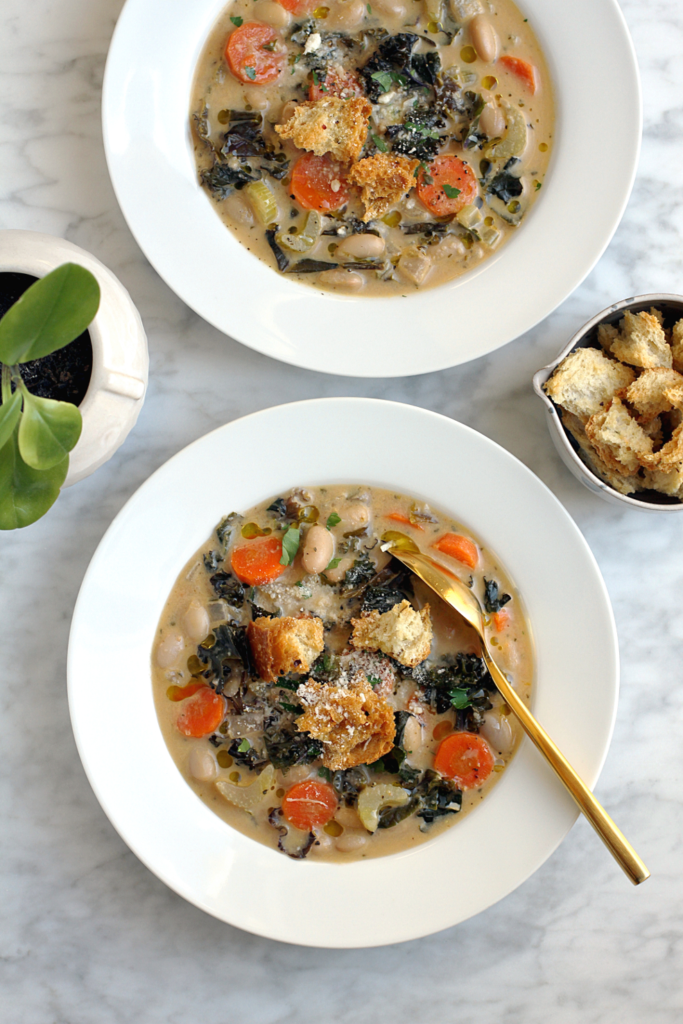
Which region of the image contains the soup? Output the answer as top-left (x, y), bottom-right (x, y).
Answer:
top-left (152, 485), bottom-right (533, 861)
top-left (190, 0), bottom-right (554, 294)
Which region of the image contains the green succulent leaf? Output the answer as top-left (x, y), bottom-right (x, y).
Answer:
top-left (17, 390), bottom-right (82, 470)
top-left (0, 390), bottom-right (23, 452)
top-left (0, 428), bottom-right (68, 530)
top-left (0, 263), bottom-right (100, 365)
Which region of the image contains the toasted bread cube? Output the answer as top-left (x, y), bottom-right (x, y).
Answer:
top-left (610, 310), bottom-right (672, 369)
top-left (624, 367), bottom-right (683, 421)
top-left (561, 411), bottom-right (642, 495)
top-left (671, 319), bottom-right (683, 374)
top-left (347, 153), bottom-right (420, 221)
top-left (350, 599), bottom-right (432, 668)
top-left (296, 672), bottom-right (395, 770)
top-left (643, 463), bottom-right (683, 496)
top-left (544, 347), bottom-right (635, 423)
top-left (653, 421), bottom-right (683, 470)
top-left (274, 96), bottom-right (372, 163)
top-left (585, 397), bottom-right (654, 475)
top-left (247, 615), bottom-right (324, 682)
top-left (597, 322), bottom-right (620, 354)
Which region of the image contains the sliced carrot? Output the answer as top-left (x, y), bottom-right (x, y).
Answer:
top-left (274, 0), bottom-right (317, 12)
top-left (176, 686), bottom-right (225, 738)
top-left (290, 152), bottom-right (350, 212)
top-left (225, 22), bottom-right (285, 85)
top-left (386, 512), bottom-right (425, 531)
top-left (281, 780), bottom-right (338, 830)
top-left (231, 535), bottom-right (285, 586)
top-left (416, 156), bottom-right (478, 217)
top-left (309, 67), bottom-right (365, 101)
top-left (498, 55), bottom-right (538, 93)
top-left (434, 732), bottom-right (495, 789)
top-left (432, 532), bottom-right (479, 569)
top-left (167, 681), bottom-right (205, 702)
top-left (493, 609), bottom-right (510, 632)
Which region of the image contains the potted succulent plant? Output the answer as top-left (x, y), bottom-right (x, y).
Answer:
top-left (0, 263), bottom-right (100, 529)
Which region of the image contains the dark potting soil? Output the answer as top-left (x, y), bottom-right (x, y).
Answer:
top-left (0, 272), bottom-right (93, 406)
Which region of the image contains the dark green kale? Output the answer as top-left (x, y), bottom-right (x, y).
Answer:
top-left (220, 112), bottom-right (268, 158)
top-left (285, 259), bottom-right (339, 274)
top-left (265, 229), bottom-right (290, 272)
top-left (412, 653), bottom-right (494, 729)
top-left (483, 577), bottom-right (512, 613)
top-left (266, 497), bottom-right (288, 519)
top-left (321, 214), bottom-right (367, 236)
top-left (209, 571), bottom-right (245, 607)
top-left (341, 552), bottom-right (377, 592)
top-left (410, 51), bottom-right (441, 87)
top-left (197, 622), bottom-right (253, 684)
top-left (216, 512), bottom-right (242, 548)
top-left (276, 675), bottom-right (304, 692)
top-left (486, 171), bottom-right (523, 205)
top-left (200, 160), bottom-right (260, 198)
top-left (263, 708), bottom-right (323, 770)
top-left (386, 108), bottom-right (446, 162)
top-left (203, 549), bottom-right (222, 572)
top-left (361, 586), bottom-right (408, 614)
top-left (360, 33), bottom-right (418, 100)
top-left (377, 769), bottom-right (462, 828)
top-left (402, 221), bottom-right (451, 237)
top-left (226, 738), bottom-right (269, 771)
top-left (250, 602), bottom-right (274, 621)
top-left (379, 710), bottom-right (414, 774)
top-left (332, 765), bottom-right (372, 805)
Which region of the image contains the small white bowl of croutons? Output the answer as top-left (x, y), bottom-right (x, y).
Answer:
top-left (533, 295), bottom-right (683, 511)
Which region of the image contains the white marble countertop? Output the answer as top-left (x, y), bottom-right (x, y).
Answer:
top-left (1, 0), bottom-right (682, 1019)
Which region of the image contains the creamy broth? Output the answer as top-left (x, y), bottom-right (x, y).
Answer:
top-left (152, 485), bottom-right (533, 862)
top-left (190, 0), bottom-right (554, 295)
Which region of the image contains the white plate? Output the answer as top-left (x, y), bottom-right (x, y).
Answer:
top-left (68, 399), bottom-right (618, 947)
top-left (102, 0), bottom-right (641, 377)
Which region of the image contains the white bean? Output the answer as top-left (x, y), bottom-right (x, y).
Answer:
top-left (469, 14), bottom-right (498, 62)
top-left (283, 764), bottom-right (314, 785)
top-left (335, 804), bottom-right (364, 829)
top-left (401, 715), bottom-right (424, 757)
top-left (479, 102), bottom-right (506, 139)
top-left (326, 0), bottom-right (365, 31)
top-left (370, 0), bottom-right (406, 17)
top-left (156, 632), bottom-right (184, 668)
top-left (189, 747), bottom-right (218, 782)
top-left (340, 500), bottom-right (370, 530)
top-left (336, 233), bottom-right (386, 260)
top-left (301, 523), bottom-right (335, 574)
top-left (243, 86), bottom-right (268, 111)
top-left (223, 192), bottom-right (253, 226)
top-left (479, 711), bottom-right (515, 756)
top-left (318, 268), bottom-right (364, 290)
top-left (335, 830), bottom-right (369, 853)
top-left (182, 600), bottom-right (210, 642)
top-left (324, 553), bottom-right (354, 583)
top-left (252, 0), bottom-right (291, 27)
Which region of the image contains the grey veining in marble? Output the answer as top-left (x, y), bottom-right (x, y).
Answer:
top-left (1, 0), bottom-right (683, 1021)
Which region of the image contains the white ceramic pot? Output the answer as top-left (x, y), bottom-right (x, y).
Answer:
top-left (0, 230), bottom-right (148, 486)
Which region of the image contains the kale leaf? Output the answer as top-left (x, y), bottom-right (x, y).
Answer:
top-left (386, 108), bottom-right (446, 162)
top-left (486, 171), bottom-right (524, 205)
top-left (377, 769), bottom-right (462, 829)
top-left (361, 585), bottom-right (407, 615)
top-left (197, 622), bottom-right (253, 683)
top-left (483, 577), bottom-right (512, 613)
top-left (263, 708), bottom-right (323, 770)
top-left (332, 765), bottom-right (372, 805)
top-left (412, 653), bottom-right (494, 729)
top-left (226, 738), bottom-right (269, 771)
top-left (209, 571), bottom-right (245, 607)
top-left (265, 229), bottom-right (290, 272)
top-left (341, 552), bottom-right (377, 592)
top-left (200, 160), bottom-right (260, 198)
top-left (203, 549), bottom-right (222, 572)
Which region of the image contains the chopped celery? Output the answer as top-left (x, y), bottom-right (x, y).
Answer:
top-left (245, 180), bottom-right (277, 225)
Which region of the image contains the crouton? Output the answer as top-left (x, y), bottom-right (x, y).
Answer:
top-left (671, 319), bottom-right (683, 373)
top-left (609, 310), bottom-right (672, 369)
top-left (597, 322), bottom-right (620, 354)
top-left (350, 599), bottom-right (432, 668)
top-left (247, 615), bottom-right (324, 682)
top-left (544, 347), bottom-right (635, 422)
top-left (295, 672), bottom-right (395, 770)
top-left (652, 421), bottom-right (683, 470)
top-left (585, 397), bottom-right (654, 476)
top-left (274, 96), bottom-right (372, 163)
top-left (561, 411), bottom-right (642, 495)
top-left (347, 153), bottom-right (420, 221)
top-left (624, 367), bottom-right (683, 421)
top-left (642, 463), bottom-right (683, 497)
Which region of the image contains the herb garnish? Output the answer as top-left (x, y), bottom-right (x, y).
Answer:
top-left (280, 524), bottom-right (301, 565)
top-left (230, 15), bottom-right (243, 26)
top-left (371, 133), bottom-right (389, 153)
top-left (442, 183), bottom-right (461, 199)
top-left (326, 512), bottom-right (341, 529)
top-left (244, 66), bottom-right (256, 80)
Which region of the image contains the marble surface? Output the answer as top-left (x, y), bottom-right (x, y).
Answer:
top-left (1, 0), bottom-right (682, 1020)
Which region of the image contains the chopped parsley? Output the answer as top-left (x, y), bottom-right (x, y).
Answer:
top-left (535, 180), bottom-right (542, 191)
top-left (326, 512), bottom-right (341, 529)
top-left (442, 183), bottom-right (461, 199)
top-left (280, 524), bottom-right (301, 566)
top-left (230, 15), bottom-right (243, 26)
top-left (371, 133), bottom-right (389, 153)
top-left (237, 738), bottom-right (251, 753)
top-left (244, 66), bottom-right (256, 81)
top-left (370, 70), bottom-right (406, 93)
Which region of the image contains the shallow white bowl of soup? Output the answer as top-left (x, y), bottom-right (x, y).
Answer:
top-left (102, 0), bottom-right (640, 376)
top-left (68, 398), bottom-right (619, 946)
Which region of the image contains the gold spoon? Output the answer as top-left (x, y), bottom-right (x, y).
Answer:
top-left (389, 543), bottom-right (650, 886)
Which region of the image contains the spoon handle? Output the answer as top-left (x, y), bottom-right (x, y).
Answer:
top-left (483, 650), bottom-right (650, 885)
